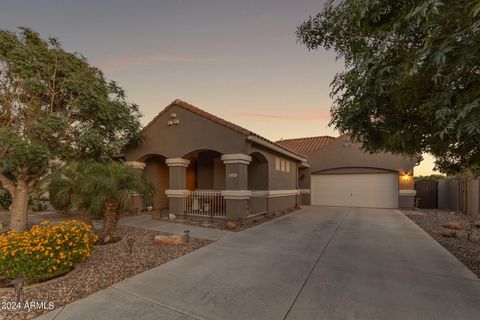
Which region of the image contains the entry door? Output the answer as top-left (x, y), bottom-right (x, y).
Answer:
top-left (311, 173), bottom-right (398, 208)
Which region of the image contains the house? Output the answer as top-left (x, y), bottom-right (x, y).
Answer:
top-left (124, 99), bottom-right (417, 221)
top-left (276, 136), bottom-right (417, 209)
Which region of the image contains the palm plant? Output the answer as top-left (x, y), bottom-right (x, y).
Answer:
top-left (49, 160), bottom-right (154, 243)
top-left (49, 160), bottom-right (96, 220)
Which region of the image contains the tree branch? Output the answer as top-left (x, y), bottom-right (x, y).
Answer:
top-left (0, 172), bottom-right (16, 195)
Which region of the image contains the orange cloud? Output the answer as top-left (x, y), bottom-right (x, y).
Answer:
top-left (236, 110), bottom-right (331, 121)
top-left (95, 54), bottom-right (236, 72)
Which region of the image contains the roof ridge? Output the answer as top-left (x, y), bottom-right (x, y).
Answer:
top-left (276, 135), bottom-right (336, 142)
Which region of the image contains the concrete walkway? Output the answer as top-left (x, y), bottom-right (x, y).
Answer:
top-left (119, 214), bottom-right (233, 241)
top-left (37, 206), bottom-right (480, 320)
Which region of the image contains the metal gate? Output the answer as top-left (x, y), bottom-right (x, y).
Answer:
top-left (182, 191), bottom-right (226, 217)
top-left (414, 180), bottom-right (438, 209)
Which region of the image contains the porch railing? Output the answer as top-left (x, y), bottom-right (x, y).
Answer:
top-left (183, 191), bottom-right (226, 217)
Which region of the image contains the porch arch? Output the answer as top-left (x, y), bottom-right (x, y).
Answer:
top-left (139, 154), bottom-right (169, 210)
top-left (182, 149), bottom-right (225, 191)
top-left (248, 152), bottom-right (269, 190)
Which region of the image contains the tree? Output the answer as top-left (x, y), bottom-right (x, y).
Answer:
top-left (297, 0), bottom-right (480, 175)
top-left (0, 28), bottom-right (142, 231)
top-left (414, 174), bottom-right (446, 181)
top-left (49, 161), bottom-right (154, 243)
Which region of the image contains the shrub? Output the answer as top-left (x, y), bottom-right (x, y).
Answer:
top-left (0, 220), bottom-right (98, 284)
top-left (0, 187), bottom-right (11, 210)
top-left (30, 200), bottom-right (48, 212)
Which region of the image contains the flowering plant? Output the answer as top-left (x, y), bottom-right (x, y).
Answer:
top-left (0, 220), bottom-right (98, 284)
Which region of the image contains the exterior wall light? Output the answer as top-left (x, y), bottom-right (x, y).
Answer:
top-left (402, 173), bottom-right (411, 182)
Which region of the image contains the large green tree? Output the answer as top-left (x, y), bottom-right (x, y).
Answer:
top-left (297, 0), bottom-right (480, 175)
top-left (0, 28), bottom-right (142, 231)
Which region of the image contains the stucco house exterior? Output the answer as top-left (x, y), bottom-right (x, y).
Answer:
top-left (276, 136), bottom-right (417, 209)
top-left (124, 99), bottom-right (417, 221)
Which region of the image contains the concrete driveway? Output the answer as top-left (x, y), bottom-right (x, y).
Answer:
top-left (38, 206), bottom-right (480, 320)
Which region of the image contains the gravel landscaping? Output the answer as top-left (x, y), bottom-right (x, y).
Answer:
top-left (0, 225), bottom-right (211, 320)
top-left (405, 209), bottom-right (480, 278)
top-left (169, 207), bottom-right (301, 231)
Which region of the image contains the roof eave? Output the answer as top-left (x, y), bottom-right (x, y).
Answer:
top-left (247, 135), bottom-right (307, 162)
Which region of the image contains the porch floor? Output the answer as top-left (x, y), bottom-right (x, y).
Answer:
top-left (119, 214), bottom-right (233, 241)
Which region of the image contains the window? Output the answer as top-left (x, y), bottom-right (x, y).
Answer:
top-left (275, 158), bottom-right (291, 173)
top-left (275, 158), bottom-right (281, 171)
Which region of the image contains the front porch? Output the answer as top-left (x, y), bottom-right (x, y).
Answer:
top-left (123, 100), bottom-right (305, 221)
top-left (128, 151), bottom-right (299, 221)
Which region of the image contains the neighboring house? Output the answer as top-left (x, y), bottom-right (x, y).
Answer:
top-left (124, 100), bottom-right (417, 221)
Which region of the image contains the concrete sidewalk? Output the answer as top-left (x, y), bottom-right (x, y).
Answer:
top-left (119, 214), bottom-right (233, 241)
top-left (37, 206), bottom-right (480, 320)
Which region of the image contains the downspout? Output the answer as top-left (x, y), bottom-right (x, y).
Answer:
top-left (296, 162), bottom-right (299, 207)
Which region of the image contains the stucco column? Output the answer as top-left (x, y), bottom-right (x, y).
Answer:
top-left (165, 158), bottom-right (190, 215)
top-left (221, 154), bottom-right (252, 220)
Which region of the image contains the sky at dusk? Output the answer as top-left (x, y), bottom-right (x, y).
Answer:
top-left (0, 0), bottom-right (437, 175)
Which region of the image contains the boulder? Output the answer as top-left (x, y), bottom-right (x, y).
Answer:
top-left (151, 209), bottom-right (162, 220)
top-left (154, 234), bottom-right (186, 246)
top-left (441, 230), bottom-right (457, 238)
top-left (442, 221), bottom-right (464, 230)
top-left (225, 221), bottom-right (237, 230)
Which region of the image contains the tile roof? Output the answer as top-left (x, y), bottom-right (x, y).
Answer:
top-left (275, 136), bottom-right (337, 155)
top-left (142, 99), bottom-right (306, 159)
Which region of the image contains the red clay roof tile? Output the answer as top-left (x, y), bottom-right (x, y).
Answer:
top-left (275, 136), bottom-right (336, 155)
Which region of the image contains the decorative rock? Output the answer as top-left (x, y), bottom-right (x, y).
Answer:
top-left (153, 234), bottom-right (186, 246)
top-left (225, 221), bottom-right (237, 230)
top-left (441, 230), bottom-right (457, 238)
top-left (169, 213), bottom-right (176, 222)
top-left (152, 210), bottom-right (161, 220)
top-left (442, 222), bottom-right (464, 230)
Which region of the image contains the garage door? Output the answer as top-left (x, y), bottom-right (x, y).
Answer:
top-left (311, 173), bottom-right (398, 208)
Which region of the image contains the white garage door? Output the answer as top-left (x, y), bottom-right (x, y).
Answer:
top-left (311, 173), bottom-right (398, 208)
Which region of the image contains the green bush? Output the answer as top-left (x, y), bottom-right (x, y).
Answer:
top-left (0, 220), bottom-right (98, 284)
top-left (30, 199), bottom-right (49, 212)
top-left (0, 187), bottom-right (11, 210)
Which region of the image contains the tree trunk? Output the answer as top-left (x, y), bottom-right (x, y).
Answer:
top-left (10, 183), bottom-right (30, 232)
top-left (103, 200), bottom-right (120, 243)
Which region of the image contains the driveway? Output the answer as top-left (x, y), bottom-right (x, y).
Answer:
top-left (38, 206), bottom-right (480, 320)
